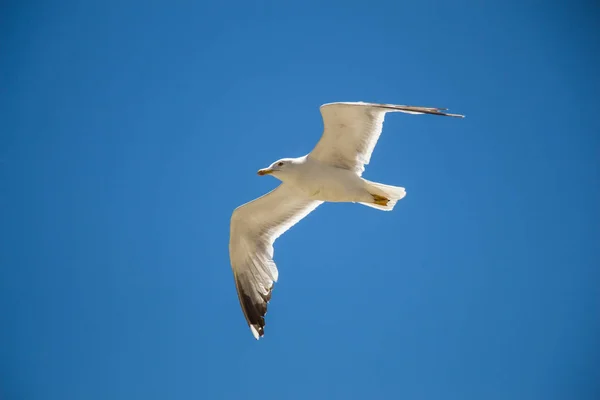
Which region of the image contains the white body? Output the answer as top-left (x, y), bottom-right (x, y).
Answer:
top-left (277, 156), bottom-right (372, 203)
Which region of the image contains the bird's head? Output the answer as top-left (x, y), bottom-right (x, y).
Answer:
top-left (257, 158), bottom-right (298, 180)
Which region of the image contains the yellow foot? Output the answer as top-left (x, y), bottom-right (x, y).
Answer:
top-left (371, 194), bottom-right (390, 206)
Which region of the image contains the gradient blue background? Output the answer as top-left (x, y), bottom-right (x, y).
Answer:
top-left (1, 1), bottom-right (599, 399)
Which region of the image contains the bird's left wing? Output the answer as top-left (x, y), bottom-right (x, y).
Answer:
top-left (309, 102), bottom-right (464, 175)
top-left (229, 183), bottom-right (323, 339)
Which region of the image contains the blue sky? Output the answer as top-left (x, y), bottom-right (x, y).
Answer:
top-left (1, 1), bottom-right (599, 399)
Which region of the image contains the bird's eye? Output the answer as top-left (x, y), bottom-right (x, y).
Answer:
top-left (278, 162), bottom-right (284, 166)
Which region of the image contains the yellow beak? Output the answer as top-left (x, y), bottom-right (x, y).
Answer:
top-left (257, 168), bottom-right (273, 176)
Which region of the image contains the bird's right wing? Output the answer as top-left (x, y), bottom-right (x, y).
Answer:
top-left (309, 102), bottom-right (464, 175)
top-left (229, 183), bottom-right (323, 339)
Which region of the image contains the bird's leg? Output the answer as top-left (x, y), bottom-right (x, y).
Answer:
top-left (371, 194), bottom-right (390, 206)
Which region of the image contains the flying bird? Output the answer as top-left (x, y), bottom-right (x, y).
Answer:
top-left (229, 101), bottom-right (464, 339)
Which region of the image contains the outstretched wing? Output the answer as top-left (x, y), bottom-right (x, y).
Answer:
top-left (229, 183), bottom-right (323, 339)
top-left (309, 102), bottom-right (464, 175)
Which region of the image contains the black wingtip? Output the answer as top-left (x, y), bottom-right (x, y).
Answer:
top-left (234, 273), bottom-right (273, 340)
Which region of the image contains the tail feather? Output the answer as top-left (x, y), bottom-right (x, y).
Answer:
top-left (361, 180), bottom-right (406, 211)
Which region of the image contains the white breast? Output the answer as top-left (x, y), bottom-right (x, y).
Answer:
top-left (292, 158), bottom-right (365, 202)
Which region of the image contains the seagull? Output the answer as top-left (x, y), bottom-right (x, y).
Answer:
top-left (229, 101), bottom-right (464, 339)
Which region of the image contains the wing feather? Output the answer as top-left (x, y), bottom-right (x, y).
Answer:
top-left (309, 101), bottom-right (464, 175)
top-left (229, 183), bottom-right (322, 339)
